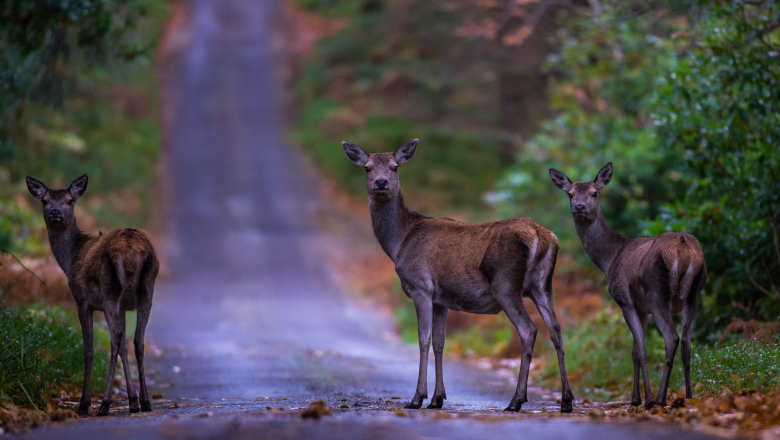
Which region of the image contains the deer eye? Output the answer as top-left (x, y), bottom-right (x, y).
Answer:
top-left (364, 167), bottom-right (371, 173)
top-left (42, 200), bottom-right (48, 205)
top-left (567, 193), bottom-right (573, 199)
top-left (391, 166), bottom-right (398, 172)
top-left (67, 199), bottom-right (74, 205)
top-left (592, 192), bottom-right (598, 198)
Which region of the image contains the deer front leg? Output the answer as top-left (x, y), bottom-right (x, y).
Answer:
top-left (98, 302), bottom-right (123, 416)
top-left (77, 306), bottom-right (94, 416)
top-left (427, 304), bottom-right (448, 409)
top-left (405, 298), bottom-right (433, 409)
top-left (623, 308), bottom-right (654, 409)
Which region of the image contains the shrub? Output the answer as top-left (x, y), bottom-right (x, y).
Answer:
top-left (0, 306), bottom-right (109, 409)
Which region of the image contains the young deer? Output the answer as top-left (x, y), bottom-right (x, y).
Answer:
top-left (26, 174), bottom-right (159, 416)
top-left (343, 139), bottom-right (574, 412)
top-left (549, 163), bottom-right (706, 409)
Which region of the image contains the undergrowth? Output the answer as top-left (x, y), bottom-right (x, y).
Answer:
top-left (0, 306), bottom-right (110, 409)
top-left (537, 305), bottom-right (780, 401)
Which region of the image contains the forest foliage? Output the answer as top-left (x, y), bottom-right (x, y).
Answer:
top-left (494, 0), bottom-right (779, 339)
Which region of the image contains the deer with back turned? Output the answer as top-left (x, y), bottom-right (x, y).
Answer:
top-left (26, 174), bottom-right (159, 416)
top-left (549, 162), bottom-right (706, 408)
top-left (343, 139), bottom-right (574, 412)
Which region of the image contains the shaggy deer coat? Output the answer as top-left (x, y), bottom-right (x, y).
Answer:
top-left (26, 174), bottom-right (159, 416)
top-left (343, 139), bottom-right (574, 412)
top-left (550, 162), bottom-right (706, 408)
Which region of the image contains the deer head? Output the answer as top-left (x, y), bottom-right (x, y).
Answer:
top-left (342, 139), bottom-right (418, 201)
top-left (26, 174), bottom-right (88, 232)
top-left (549, 162), bottom-right (612, 224)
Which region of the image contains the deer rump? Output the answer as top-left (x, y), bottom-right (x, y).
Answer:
top-left (619, 232), bottom-right (707, 315)
top-left (79, 229), bottom-right (155, 312)
top-left (395, 217), bottom-right (557, 314)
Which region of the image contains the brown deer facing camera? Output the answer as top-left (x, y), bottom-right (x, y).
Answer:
top-left (549, 163), bottom-right (706, 409)
top-left (343, 139), bottom-right (574, 412)
top-left (26, 174), bottom-right (159, 416)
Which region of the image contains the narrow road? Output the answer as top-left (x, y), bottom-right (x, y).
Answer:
top-left (20, 1), bottom-right (720, 438)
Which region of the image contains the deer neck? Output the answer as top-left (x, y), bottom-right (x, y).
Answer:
top-left (47, 221), bottom-right (90, 276)
top-left (369, 190), bottom-right (417, 262)
top-left (574, 211), bottom-right (628, 277)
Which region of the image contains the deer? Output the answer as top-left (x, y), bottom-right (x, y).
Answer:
top-left (342, 139), bottom-right (574, 413)
top-left (549, 162), bottom-right (707, 409)
top-left (26, 174), bottom-right (159, 416)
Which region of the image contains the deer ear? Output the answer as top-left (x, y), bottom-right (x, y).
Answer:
top-left (26, 175), bottom-right (48, 200)
top-left (549, 168), bottom-right (572, 192)
top-left (394, 139), bottom-right (418, 165)
top-left (594, 162), bottom-right (613, 189)
top-left (342, 142), bottom-right (369, 166)
top-left (68, 174), bottom-right (88, 200)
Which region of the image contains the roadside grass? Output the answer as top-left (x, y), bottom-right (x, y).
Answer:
top-left (692, 339), bottom-right (780, 396)
top-left (0, 306), bottom-right (110, 409)
top-left (536, 305), bottom-right (780, 401)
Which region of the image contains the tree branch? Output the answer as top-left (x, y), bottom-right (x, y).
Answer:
top-left (0, 248), bottom-right (46, 286)
top-left (744, 260), bottom-right (777, 299)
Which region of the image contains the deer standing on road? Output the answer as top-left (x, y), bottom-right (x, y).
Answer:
top-left (343, 139), bottom-right (574, 412)
top-left (26, 175), bottom-right (159, 416)
top-left (549, 163), bottom-right (706, 409)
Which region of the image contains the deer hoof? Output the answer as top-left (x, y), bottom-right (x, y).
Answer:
top-left (504, 402), bottom-right (524, 412)
top-left (670, 398), bottom-right (686, 410)
top-left (630, 399), bottom-right (642, 407)
top-left (404, 402), bottom-right (422, 409)
top-left (560, 393), bottom-right (574, 413)
top-left (77, 402), bottom-right (91, 416)
top-left (427, 395), bottom-right (445, 409)
top-left (129, 396), bottom-right (140, 413)
top-left (644, 400), bottom-right (656, 410)
top-left (97, 402), bottom-right (111, 417)
top-left (141, 400), bottom-right (152, 412)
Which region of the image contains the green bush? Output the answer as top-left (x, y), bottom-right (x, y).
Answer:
top-left (647, 0), bottom-right (780, 340)
top-left (0, 306), bottom-right (110, 409)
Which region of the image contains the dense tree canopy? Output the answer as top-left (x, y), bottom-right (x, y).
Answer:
top-left (0, 0), bottom-right (150, 156)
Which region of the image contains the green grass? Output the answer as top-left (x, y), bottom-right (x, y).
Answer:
top-left (692, 339), bottom-right (780, 396)
top-left (537, 306), bottom-right (780, 400)
top-left (0, 306), bottom-right (110, 408)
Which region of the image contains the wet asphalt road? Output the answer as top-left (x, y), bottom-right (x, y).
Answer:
top-left (17, 1), bottom-right (723, 438)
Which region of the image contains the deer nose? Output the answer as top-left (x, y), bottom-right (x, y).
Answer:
top-left (375, 179), bottom-right (388, 189)
top-left (50, 208), bottom-right (61, 216)
top-left (574, 204), bottom-right (585, 212)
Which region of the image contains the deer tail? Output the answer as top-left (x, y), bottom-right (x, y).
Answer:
top-left (115, 252), bottom-right (144, 293)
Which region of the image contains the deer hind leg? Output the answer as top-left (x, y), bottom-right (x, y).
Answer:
top-left (531, 287), bottom-right (573, 413)
top-left (651, 305), bottom-right (679, 407)
top-left (77, 306), bottom-right (94, 416)
top-left (135, 282), bottom-right (154, 411)
top-left (681, 274), bottom-right (702, 399)
top-left (117, 313), bottom-right (140, 413)
top-left (98, 300), bottom-right (123, 416)
top-left (405, 295), bottom-right (432, 409)
top-left (428, 304), bottom-right (448, 409)
top-left (493, 279), bottom-right (537, 412)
